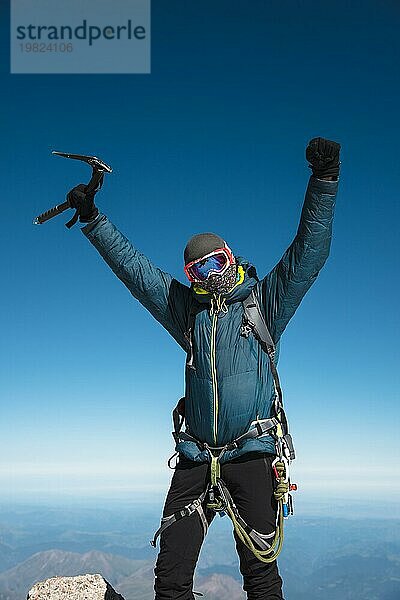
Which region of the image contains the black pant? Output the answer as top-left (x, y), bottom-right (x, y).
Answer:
top-left (154, 453), bottom-right (284, 600)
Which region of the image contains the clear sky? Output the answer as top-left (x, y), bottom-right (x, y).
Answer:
top-left (1, 1), bottom-right (399, 504)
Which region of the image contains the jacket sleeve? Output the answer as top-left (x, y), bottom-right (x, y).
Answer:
top-left (256, 176), bottom-right (339, 343)
top-left (81, 214), bottom-right (191, 350)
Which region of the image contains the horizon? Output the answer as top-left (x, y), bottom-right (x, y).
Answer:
top-left (0, 494), bottom-right (399, 525)
top-left (1, 486), bottom-right (399, 521)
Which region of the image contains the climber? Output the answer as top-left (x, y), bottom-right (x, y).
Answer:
top-left (66, 137), bottom-right (340, 599)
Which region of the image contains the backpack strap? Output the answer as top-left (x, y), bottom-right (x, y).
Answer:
top-left (242, 289), bottom-right (283, 408)
top-left (242, 288), bottom-right (275, 351)
top-left (242, 289), bottom-right (295, 460)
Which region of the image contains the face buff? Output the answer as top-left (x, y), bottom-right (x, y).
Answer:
top-left (195, 262), bottom-right (238, 294)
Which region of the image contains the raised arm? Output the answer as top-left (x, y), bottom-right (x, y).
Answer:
top-left (79, 213), bottom-right (191, 350)
top-left (256, 138), bottom-right (341, 343)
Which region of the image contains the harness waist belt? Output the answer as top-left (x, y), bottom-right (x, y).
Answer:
top-left (174, 417), bottom-right (279, 453)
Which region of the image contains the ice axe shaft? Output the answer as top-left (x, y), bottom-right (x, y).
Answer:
top-left (33, 151), bottom-right (112, 228)
top-left (34, 200), bottom-right (70, 225)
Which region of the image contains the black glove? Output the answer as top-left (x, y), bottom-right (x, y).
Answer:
top-left (306, 137), bottom-right (341, 179)
top-left (66, 184), bottom-right (99, 223)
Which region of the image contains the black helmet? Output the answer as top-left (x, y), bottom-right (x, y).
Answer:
top-left (184, 232), bottom-right (226, 265)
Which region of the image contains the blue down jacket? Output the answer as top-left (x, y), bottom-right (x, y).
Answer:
top-left (82, 176), bottom-right (339, 463)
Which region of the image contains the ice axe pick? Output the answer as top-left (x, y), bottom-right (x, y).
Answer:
top-left (33, 151), bottom-right (112, 228)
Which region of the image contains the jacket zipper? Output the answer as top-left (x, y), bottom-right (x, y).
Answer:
top-left (210, 294), bottom-right (228, 445)
top-left (210, 307), bottom-right (219, 445)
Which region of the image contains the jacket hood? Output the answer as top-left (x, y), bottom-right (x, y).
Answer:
top-left (191, 257), bottom-right (259, 305)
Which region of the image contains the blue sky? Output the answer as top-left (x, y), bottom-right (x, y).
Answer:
top-left (0, 1), bottom-right (399, 503)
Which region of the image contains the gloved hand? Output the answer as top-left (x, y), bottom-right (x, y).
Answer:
top-left (306, 137), bottom-right (341, 180)
top-left (66, 184), bottom-right (99, 223)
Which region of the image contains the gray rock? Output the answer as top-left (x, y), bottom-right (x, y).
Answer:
top-left (27, 573), bottom-right (125, 600)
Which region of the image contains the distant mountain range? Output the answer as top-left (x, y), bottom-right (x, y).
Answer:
top-left (0, 503), bottom-right (398, 600)
top-left (0, 542), bottom-right (399, 600)
top-left (0, 549), bottom-right (245, 600)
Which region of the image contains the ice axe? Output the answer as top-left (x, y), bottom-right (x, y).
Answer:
top-left (33, 151), bottom-right (112, 228)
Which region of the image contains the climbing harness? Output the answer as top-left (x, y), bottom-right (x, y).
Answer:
top-left (151, 289), bottom-right (297, 563)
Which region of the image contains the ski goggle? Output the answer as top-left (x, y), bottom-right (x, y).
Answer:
top-left (184, 245), bottom-right (235, 282)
